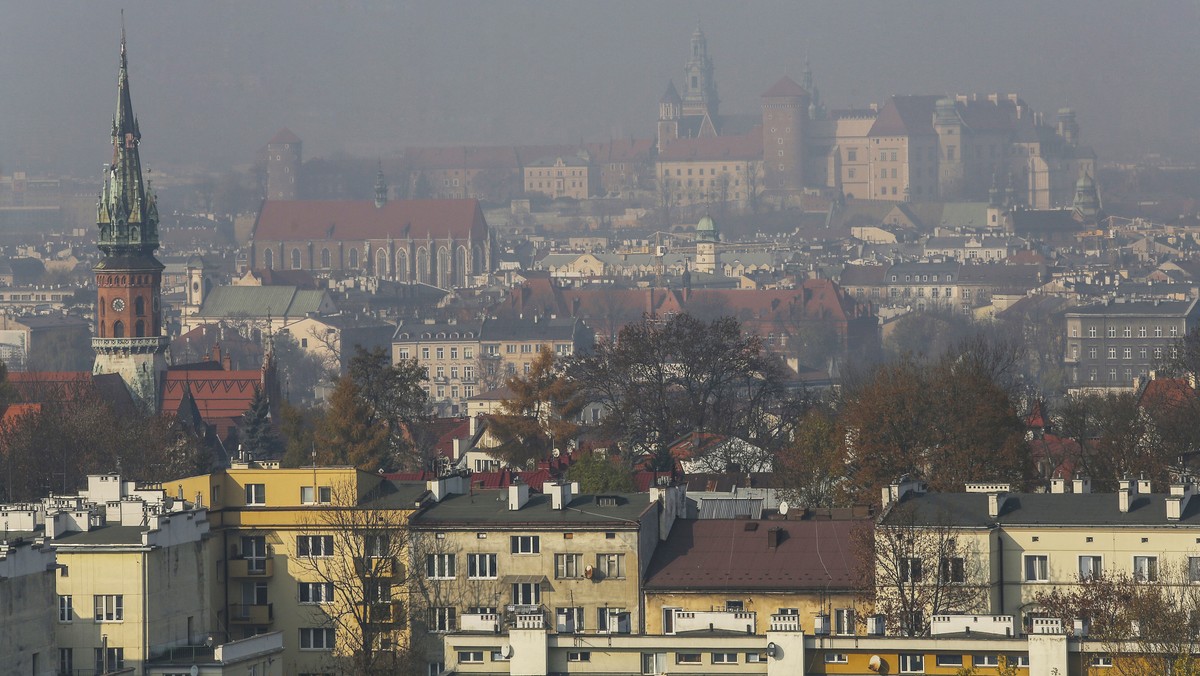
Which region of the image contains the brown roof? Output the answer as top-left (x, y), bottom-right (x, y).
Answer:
top-left (252, 199), bottom-right (487, 242)
top-left (658, 132), bottom-right (763, 162)
top-left (839, 264), bottom-right (888, 286)
top-left (644, 518), bottom-right (863, 590)
top-left (268, 127), bottom-right (301, 145)
top-left (868, 95), bottom-right (941, 137)
top-left (161, 371), bottom-right (262, 437)
top-left (761, 76), bottom-right (808, 98)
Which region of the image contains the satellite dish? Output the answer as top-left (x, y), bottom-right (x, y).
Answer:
top-left (779, 501), bottom-right (790, 516)
top-left (868, 655), bottom-right (882, 672)
top-left (190, 666), bottom-right (199, 676)
top-left (501, 644), bottom-right (514, 659)
top-left (552, 448), bottom-right (561, 458)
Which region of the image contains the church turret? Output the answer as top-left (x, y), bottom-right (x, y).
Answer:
top-left (92, 17), bottom-right (169, 414)
top-left (694, 211), bottom-right (719, 275)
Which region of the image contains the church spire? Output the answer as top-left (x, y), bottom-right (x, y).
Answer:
top-left (374, 161), bottom-right (388, 208)
top-left (97, 12), bottom-right (158, 257)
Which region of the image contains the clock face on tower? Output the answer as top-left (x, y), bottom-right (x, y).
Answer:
top-left (111, 298), bottom-right (125, 312)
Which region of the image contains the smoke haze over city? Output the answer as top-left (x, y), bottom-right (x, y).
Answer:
top-left (3, 0), bottom-right (1199, 176)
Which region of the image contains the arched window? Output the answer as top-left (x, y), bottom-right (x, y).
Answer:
top-left (455, 245), bottom-right (469, 288)
top-left (135, 320), bottom-right (145, 337)
top-left (263, 249), bottom-right (274, 270)
top-left (291, 248), bottom-right (302, 270)
top-left (376, 249), bottom-right (388, 278)
top-left (113, 321), bottom-right (124, 338)
top-left (437, 247), bottom-right (451, 289)
top-left (416, 248), bottom-right (429, 284)
top-left (396, 249), bottom-right (409, 282)
top-left (135, 296), bottom-right (145, 316)
top-left (320, 248), bottom-right (331, 268)
top-left (349, 248), bottom-right (359, 269)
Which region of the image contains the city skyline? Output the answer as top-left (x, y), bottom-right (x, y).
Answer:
top-left (2, 0), bottom-right (1199, 176)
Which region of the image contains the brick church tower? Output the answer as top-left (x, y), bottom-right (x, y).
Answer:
top-left (92, 25), bottom-right (168, 413)
top-left (761, 76), bottom-right (809, 205)
top-left (266, 128), bottom-right (302, 200)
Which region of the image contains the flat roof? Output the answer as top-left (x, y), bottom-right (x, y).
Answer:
top-left (412, 490), bottom-right (648, 529)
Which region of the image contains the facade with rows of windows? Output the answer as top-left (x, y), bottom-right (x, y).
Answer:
top-left (1064, 298), bottom-right (1200, 389)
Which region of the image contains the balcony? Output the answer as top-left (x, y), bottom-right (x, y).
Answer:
top-left (769, 613), bottom-right (800, 632)
top-left (673, 609), bottom-right (756, 634)
top-left (229, 603), bottom-right (273, 625)
top-left (505, 604), bottom-right (546, 629)
top-left (460, 612), bottom-right (501, 633)
top-left (363, 600), bottom-right (406, 626)
top-left (228, 558), bottom-right (274, 578)
top-left (354, 556), bottom-right (404, 580)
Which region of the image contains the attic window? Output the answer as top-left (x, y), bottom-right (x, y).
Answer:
top-left (744, 522), bottom-right (759, 531)
top-left (596, 496), bottom-right (619, 507)
top-left (437, 332), bottom-right (446, 339)
top-left (465, 332), bottom-right (474, 338)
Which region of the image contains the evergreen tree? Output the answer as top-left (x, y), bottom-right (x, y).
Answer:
top-left (316, 377), bottom-right (391, 472)
top-left (238, 386), bottom-right (281, 460)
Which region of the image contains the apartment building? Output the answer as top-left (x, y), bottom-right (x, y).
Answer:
top-left (392, 319), bottom-right (484, 414)
top-left (479, 316), bottom-right (594, 379)
top-left (879, 476), bottom-right (1200, 633)
top-left (0, 527), bottom-right (56, 675)
top-left (1064, 297), bottom-right (1200, 389)
top-left (523, 154), bottom-right (599, 200)
top-left (408, 479), bottom-right (686, 675)
top-left (175, 464), bottom-right (426, 675)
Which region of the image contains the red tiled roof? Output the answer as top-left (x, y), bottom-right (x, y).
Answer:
top-left (761, 76), bottom-right (808, 98)
top-left (868, 95), bottom-right (941, 137)
top-left (268, 128), bottom-right (301, 145)
top-left (161, 371), bottom-right (262, 436)
top-left (1139, 377), bottom-right (1197, 409)
top-left (252, 199), bottom-right (487, 242)
top-left (644, 519), bottom-right (863, 590)
top-left (427, 417), bottom-right (471, 459)
top-left (0, 403), bottom-right (41, 428)
top-left (658, 131), bottom-right (762, 162)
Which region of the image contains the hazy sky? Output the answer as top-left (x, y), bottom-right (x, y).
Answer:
top-left (3, 1), bottom-right (1198, 178)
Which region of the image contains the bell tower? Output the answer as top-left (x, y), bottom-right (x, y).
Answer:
top-left (92, 20), bottom-right (169, 413)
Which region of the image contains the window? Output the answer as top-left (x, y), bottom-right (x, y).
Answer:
top-left (468, 553), bottom-right (497, 579)
top-left (1134, 556), bottom-right (1159, 582)
top-left (825, 653), bottom-right (849, 664)
top-left (834, 608), bottom-right (855, 635)
top-left (940, 556), bottom-right (965, 583)
top-left (300, 486), bottom-right (331, 504)
top-left (598, 553), bottom-right (626, 579)
top-left (1189, 557), bottom-right (1200, 583)
top-left (556, 606), bottom-right (584, 633)
top-left (94, 648), bottom-right (124, 672)
top-left (974, 655), bottom-right (999, 667)
top-left (1024, 555), bottom-right (1048, 582)
top-left (901, 557), bottom-right (923, 583)
top-left (1091, 656), bottom-right (1114, 667)
top-left (300, 628), bottom-right (335, 650)
top-left (936, 655), bottom-right (964, 667)
top-left (725, 599), bottom-right (744, 612)
top-left (93, 594), bottom-right (123, 622)
top-left (511, 535), bottom-right (540, 554)
top-left (642, 653), bottom-right (665, 675)
top-left (59, 595), bottom-right (73, 622)
top-left (298, 535), bottom-right (334, 558)
top-left (1079, 555), bottom-right (1103, 580)
top-left (430, 607), bottom-right (457, 632)
top-left (245, 483), bottom-right (265, 505)
top-left (426, 554), bottom-right (456, 579)
top-left (1089, 326), bottom-right (1097, 338)
top-left (598, 607), bottom-right (630, 634)
top-left (1156, 326), bottom-right (1163, 337)
top-left (556, 553), bottom-right (583, 579)
top-left (676, 653), bottom-right (702, 664)
top-left (1108, 326), bottom-right (1116, 338)
top-left (464, 347), bottom-right (473, 359)
top-left (1124, 347), bottom-right (1132, 360)
top-left (512, 582), bottom-right (541, 606)
top-left (1173, 326), bottom-right (1180, 338)
top-left (1109, 347), bottom-right (1117, 359)
top-left (364, 534), bottom-right (390, 558)
top-left (1139, 326), bottom-right (1147, 337)
top-left (421, 347), bottom-right (430, 360)
top-left (299, 582), bottom-right (334, 604)
top-left (712, 652), bottom-right (738, 664)
top-left (899, 653), bottom-right (925, 673)
top-left (567, 651), bottom-right (591, 662)
top-left (59, 649), bottom-right (73, 675)
top-left (457, 651), bottom-right (483, 664)
top-left (1089, 347), bottom-right (1097, 359)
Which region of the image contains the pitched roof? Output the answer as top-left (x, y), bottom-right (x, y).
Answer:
top-left (644, 518), bottom-right (862, 591)
top-left (868, 95), bottom-right (941, 137)
top-left (658, 131), bottom-right (763, 162)
top-left (195, 286), bottom-right (333, 319)
top-left (890, 490), bottom-right (1200, 528)
top-left (252, 199), bottom-right (488, 242)
top-left (160, 370), bottom-right (263, 438)
top-left (761, 76), bottom-right (808, 98)
top-left (660, 80), bottom-right (682, 105)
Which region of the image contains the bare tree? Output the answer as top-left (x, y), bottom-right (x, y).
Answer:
top-left (861, 502), bottom-right (988, 636)
top-left (1035, 562), bottom-right (1200, 676)
top-left (292, 483), bottom-right (421, 675)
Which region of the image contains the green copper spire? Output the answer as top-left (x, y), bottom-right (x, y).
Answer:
top-left (97, 16), bottom-right (159, 256)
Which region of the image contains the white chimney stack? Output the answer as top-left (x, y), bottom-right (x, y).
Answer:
top-left (508, 483), bottom-right (530, 511)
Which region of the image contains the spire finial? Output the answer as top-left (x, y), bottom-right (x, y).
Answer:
top-left (120, 9), bottom-right (127, 59)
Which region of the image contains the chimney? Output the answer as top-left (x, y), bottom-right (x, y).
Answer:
top-left (1118, 477), bottom-right (1135, 513)
top-left (222, 350), bottom-right (232, 371)
top-left (1168, 481), bottom-right (1194, 521)
top-left (1072, 476), bottom-right (1091, 494)
top-left (1050, 477), bottom-right (1066, 494)
top-left (987, 492), bottom-right (1008, 519)
top-left (469, 415), bottom-right (479, 437)
top-left (766, 526), bottom-right (784, 550)
top-left (508, 483), bottom-right (530, 511)
top-left (1137, 476), bottom-right (1152, 495)
top-left (548, 482), bottom-right (573, 510)
top-left (882, 475), bottom-right (925, 509)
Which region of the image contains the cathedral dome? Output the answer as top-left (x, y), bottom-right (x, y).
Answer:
top-left (696, 213), bottom-right (719, 242)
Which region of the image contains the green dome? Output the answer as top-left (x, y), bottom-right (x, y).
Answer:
top-left (1076, 171), bottom-right (1094, 190)
top-left (697, 214), bottom-right (716, 231)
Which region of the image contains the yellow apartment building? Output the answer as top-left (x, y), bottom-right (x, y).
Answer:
top-left (175, 463), bottom-right (427, 675)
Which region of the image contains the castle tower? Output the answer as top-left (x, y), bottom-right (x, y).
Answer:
top-left (761, 76), bottom-right (808, 199)
top-left (694, 212), bottom-right (719, 275)
top-left (266, 127), bottom-right (301, 200)
top-left (93, 24), bottom-right (169, 413)
top-left (681, 23), bottom-right (718, 119)
top-left (657, 80), bottom-right (682, 152)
